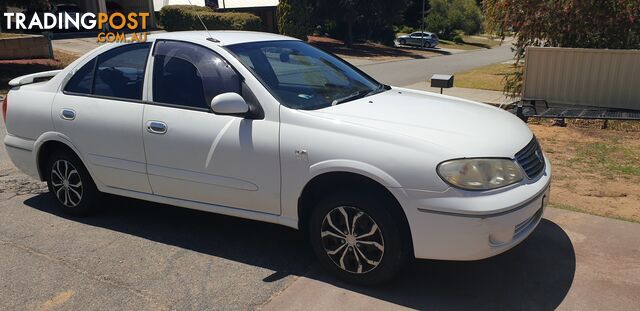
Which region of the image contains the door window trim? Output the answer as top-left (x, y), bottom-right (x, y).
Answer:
top-left (146, 39), bottom-right (248, 113)
top-left (62, 42), bottom-right (152, 104)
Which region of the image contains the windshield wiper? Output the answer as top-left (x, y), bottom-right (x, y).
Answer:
top-left (330, 84), bottom-right (390, 106)
top-left (367, 83), bottom-right (389, 96)
top-left (331, 90), bottom-right (370, 106)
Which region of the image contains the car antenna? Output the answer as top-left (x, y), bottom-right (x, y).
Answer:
top-left (185, 0), bottom-right (219, 43)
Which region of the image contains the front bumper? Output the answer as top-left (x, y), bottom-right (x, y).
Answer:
top-left (396, 158), bottom-right (551, 261)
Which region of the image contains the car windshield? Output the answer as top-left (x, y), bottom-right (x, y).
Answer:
top-left (227, 40), bottom-right (385, 110)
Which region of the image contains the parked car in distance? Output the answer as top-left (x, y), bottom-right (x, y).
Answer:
top-left (3, 31), bottom-right (550, 285)
top-left (397, 31), bottom-right (439, 48)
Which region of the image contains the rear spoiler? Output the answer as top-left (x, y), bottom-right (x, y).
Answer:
top-left (8, 70), bottom-right (63, 87)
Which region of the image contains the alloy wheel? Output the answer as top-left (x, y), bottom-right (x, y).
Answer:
top-left (50, 159), bottom-right (83, 208)
top-left (320, 206), bottom-right (385, 274)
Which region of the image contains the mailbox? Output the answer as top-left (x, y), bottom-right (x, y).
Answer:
top-left (431, 74), bottom-right (454, 88)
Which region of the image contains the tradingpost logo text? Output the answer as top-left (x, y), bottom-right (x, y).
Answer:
top-left (2, 12), bottom-right (149, 43)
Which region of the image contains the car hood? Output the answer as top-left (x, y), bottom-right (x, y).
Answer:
top-left (304, 87), bottom-right (533, 158)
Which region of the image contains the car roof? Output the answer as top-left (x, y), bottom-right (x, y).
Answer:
top-left (147, 31), bottom-right (298, 46)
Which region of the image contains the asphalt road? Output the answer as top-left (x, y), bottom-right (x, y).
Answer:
top-left (358, 44), bottom-right (514, 87)
top-left (1, 116), bottom-right (314, 309)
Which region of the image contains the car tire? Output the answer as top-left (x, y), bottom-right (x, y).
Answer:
top-left (45, 150), bottom-right (101, 216)
top-left (399, 39), bottom-right (406, 45)
top-left (309, 190), bottom-right (409, 285)
top-left (423, 42), bottom-right (431, 48)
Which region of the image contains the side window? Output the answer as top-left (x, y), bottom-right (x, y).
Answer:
top-left (63, 43), bottom-right (151, 100)
top-left (93, 43), bottom-right (151, 100)
top-left (152, 40), bottom-right (241, 110)
top-left (64, 58), bottom-right (96, 94)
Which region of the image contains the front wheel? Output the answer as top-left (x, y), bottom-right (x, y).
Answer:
top-left (46, 151), bottom-right (102, 215)
top-left (399, 39), bottom-right (406, 45)
top-left (309, 191), bottom-right (409, 285)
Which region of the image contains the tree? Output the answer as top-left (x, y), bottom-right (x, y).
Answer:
top-left (425, 0), bottom-right (482, 39)
top-left (484, 0), bottom-right (640, 96)
top-left (403, 0), bottom-right (431, 29)
top-left (277, 0), bottom-right (311, 40)
top-left (1, 0), bottom-right (51, 32)
top-left (0, 0), bottom-right (49, 11)
top-left (313, 0), bottom-right (410, 46)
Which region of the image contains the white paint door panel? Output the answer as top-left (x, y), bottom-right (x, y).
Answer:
top-left (142, 105), bottom-right (281, 214)
top-left (51, 94), bottom-right (152, 193)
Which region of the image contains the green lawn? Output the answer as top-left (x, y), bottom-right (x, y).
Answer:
top-left (439, 35), bottom-right (503, 50)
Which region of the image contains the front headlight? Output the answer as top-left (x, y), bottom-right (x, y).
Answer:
top-left (437, 158), bottom-right (523, 190)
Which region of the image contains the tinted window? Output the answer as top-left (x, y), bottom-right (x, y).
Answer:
top-left (152, 40), bottom-right (241, 110)
top-left (93, 43), bottom-right (151, 100)
top-left (64, 58), bottom-right (95, 94)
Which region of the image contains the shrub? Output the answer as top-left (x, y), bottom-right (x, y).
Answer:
top-left (452, 34), bottom-right (464, 43)
top-left (425, 0), bottom-right (482, 39)
top-left (277, 0), bottom-right (311, 40)
top-left (159, 5), bottom-right (261, 32)
top-left (394, 25), bottom-right (415, 35)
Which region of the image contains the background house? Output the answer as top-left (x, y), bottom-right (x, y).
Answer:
top-left (216, 0), bottom-right (279, 33)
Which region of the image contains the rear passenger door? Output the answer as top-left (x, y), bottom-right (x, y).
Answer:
top-left (52, 43), bottom-right (153, 193)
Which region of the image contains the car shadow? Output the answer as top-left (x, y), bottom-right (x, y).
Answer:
top-left (24, 194), bottom-right (575, 309)
top-left (394, 44), bottom-right (453, 56)
top-left (24, 194), bottom-right (316, 282)
top-left (308, 218), bottom-right (576, 310)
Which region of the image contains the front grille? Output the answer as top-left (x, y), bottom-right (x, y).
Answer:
top-left (515, 137), bottom-right (545, 178)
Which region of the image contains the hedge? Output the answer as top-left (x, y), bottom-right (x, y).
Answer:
top-left (159, 5), bottom-right (262, 32)
top-left (277, 0), bottom-right (310, 40)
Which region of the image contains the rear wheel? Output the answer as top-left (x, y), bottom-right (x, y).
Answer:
top-left (309, 191), bottom-right (409, 285)
top-left (46, 151), bottom-right (101, 215)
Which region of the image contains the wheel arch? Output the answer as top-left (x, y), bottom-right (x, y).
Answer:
top-left (34, 133), bottom-right (88, 182)
top-left (297, 171), bottom-right (414, 255)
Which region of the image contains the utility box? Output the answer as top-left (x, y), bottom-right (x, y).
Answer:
top-left (430, 74), bottom-right (454, 88)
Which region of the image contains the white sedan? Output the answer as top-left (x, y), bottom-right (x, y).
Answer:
top-left (2, 31), bottom-right (550, 285)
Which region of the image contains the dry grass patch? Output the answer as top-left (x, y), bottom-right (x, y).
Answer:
top-left (0, 33), bottom-right (28, 39)
top-left (530, 121), bottom-right (640, 223)
top-left (454, 63), bottom-right (520, 91)
top-left (0, 49), bottom-right (79, 95)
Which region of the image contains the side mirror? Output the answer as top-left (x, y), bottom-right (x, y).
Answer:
top-left (210, 92), bottom-right (249, 116)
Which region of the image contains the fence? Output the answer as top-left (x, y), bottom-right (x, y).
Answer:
top-left (523, 47), bottom-right (640, 110)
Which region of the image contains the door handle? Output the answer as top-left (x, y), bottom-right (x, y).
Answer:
top-left (146, 121), bottom-right (167, 134)
top-left (60, 109), bottom-right (76, 120)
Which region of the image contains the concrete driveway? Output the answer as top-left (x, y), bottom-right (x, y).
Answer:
top-left (264, 208), bottom-right (640, 310)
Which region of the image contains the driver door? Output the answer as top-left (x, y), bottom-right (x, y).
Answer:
top-left (142, 40), bottom-right (281, 215)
